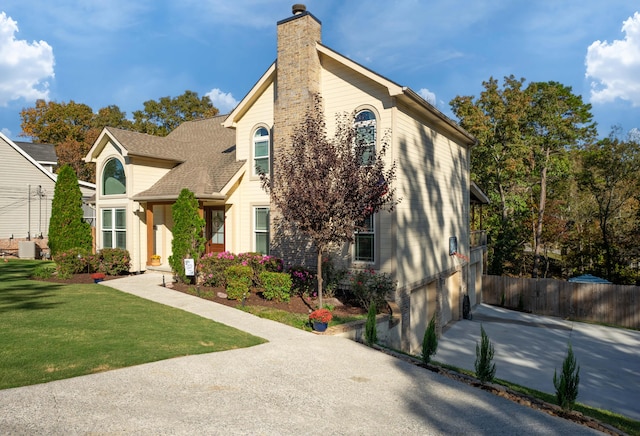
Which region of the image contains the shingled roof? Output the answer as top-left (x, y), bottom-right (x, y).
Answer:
top-left (131, 115), bottom-right (245, 201)
top-left (13, 141), bottom-right (57, 164)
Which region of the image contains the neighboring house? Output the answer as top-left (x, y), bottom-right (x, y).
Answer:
top-left (85, 5), bottom-right (486, 353)
top-left (0, 133), bottom-right (96, 255)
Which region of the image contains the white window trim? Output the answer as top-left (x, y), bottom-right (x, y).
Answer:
top-left (101, 157), bottom-right (127, 197)
top-left (252, 126), bottom-right (270, 177)
top-left (353, 213), bottom-right (375, 264)
top-left (253, 206), bottom-right (270, 255)
top-left (101, 207), bottom-right (126, 250)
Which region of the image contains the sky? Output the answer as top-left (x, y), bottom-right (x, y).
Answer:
top-left (0, 1), bottom-right (639, 142)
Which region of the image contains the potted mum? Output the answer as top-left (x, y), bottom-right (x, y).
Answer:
top-left (91, 272), bottom-right (105, 283)
top-left (150, 254), bottom-right (161, 266)
top-left (309, 308), bottom-right (332, 332)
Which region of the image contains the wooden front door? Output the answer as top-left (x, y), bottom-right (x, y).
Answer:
top-left (205, 207), bottom-right (225, 254)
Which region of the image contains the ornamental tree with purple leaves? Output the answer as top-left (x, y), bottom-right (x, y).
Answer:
top-left (260, 94), bottom-right (399, 308)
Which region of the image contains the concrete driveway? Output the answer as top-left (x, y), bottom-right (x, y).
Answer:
top-left (436, 304), bottom-right (640, 421)
top-left (0, 274), bottom-right (608, 434)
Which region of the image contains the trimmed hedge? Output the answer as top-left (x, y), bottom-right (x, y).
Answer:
top-left (259, 271), bottom-right (292, 302)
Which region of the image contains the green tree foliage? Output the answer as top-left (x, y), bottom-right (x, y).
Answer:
top-left (19, 91), bottom-right (217, 182)
top-left (451, 76), bottom-right (596, 278)
top-left (451, 76), bottom-right (531, 275)
top-left (260, 94), bottom-right (399, 308)
top-left (20, 100), bottom-right (134, 183)
top-left (524, 81), bottom-right (596, 277)
top-left (421, 313), bottom-right (438, 365)
top-left (475, 325), bottom-right (496, 384)
top-left (48, 165), bottom-right (92, 256)
top-left (577, 129), bottom-right (640, 282)
top-left (132, 90), bottom-right (218, 136)
top-left (553, 343), bottom-right (580, 411)
top-left (169, 189), bottom-right (206, 283)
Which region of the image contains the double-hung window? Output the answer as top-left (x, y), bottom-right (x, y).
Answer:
top-left (254, 206), bottom-right (270, 254)
top-left (253, 127), bottom-right (270, 175)
top-left (102, 208), bottom-right (126, 249)
top-left (354, 214), bottom-right (374, 262)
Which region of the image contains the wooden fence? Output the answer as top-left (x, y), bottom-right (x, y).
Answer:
top-left (482, 275), bottom-right (640, 329)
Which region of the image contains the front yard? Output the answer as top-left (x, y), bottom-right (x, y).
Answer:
top-left (0, 260), bottom-right (265, 390)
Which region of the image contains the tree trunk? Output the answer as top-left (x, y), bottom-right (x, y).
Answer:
top-left (316, 250), bottom-right (323, 309)
top-left (532, 148), bottom-right (549, 278)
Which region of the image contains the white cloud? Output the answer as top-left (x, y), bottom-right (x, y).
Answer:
top-left (418, 88), bottom-right (437, 106)
top-left (586, 12), bottom-right (640, 106)
top-left (1, 127), bottom-right (12, 138)
top-left (0, 12), bottom-right (54, 106)
top-left (206, 88), bottom-right (239, 114)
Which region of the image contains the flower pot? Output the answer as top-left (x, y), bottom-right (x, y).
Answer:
top-left (312, 321), bottom-right (328, 332)
top-left (151, 258), bottom-right (161, 266)
top-left (94, 278), bottom-right (103, 283)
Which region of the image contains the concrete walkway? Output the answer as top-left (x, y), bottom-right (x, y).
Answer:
top-left (0, 273), bottom-right (605, 435)
top-left (436, 304), bottom-right (640, 421)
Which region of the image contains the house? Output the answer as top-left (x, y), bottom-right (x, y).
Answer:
top-left (85, 4), bottom-right (485, 354)
top-left (0, 133), bottom-right (96, 256)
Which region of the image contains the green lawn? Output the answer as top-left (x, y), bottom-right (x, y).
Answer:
top-left (0, 260), bottom-right (266, 390)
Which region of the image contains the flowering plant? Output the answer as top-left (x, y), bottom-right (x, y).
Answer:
top-left (151, 254), bottom-right (161, 261)
top-left (309, 308), bottom-right (332, 324)
top-left (91, 272), bottom-right (105, 280)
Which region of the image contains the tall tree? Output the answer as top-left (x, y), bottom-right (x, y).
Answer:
top-left (132, 90), bottom-right (219, 136)
top-left (20, 100), bottom-right (133, 183)
top-left (169, 189), bottom-right (206, 283)
top-left (578, 129), bottom-right (640, 281)
top-left (260, 95), bottom-right (398, 308)
top-left (450, 76), bottom-right (531, 274)
top-left (48, 164), bottom-right (92, 256)
top-left (525, 81), bottom-right (596, 277)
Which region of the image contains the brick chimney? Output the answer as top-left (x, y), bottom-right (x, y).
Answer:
top-left (274, 4), bottom-right (322, 152)
top-left (270, 4), bottom-right (322, 263)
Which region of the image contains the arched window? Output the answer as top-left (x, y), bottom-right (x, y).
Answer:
top-left (102, 158), bottom-right (126, 195)
top-left (354, 109), bottom-right (376, 165)
top-left (253, 127), bottom-right (270, 176)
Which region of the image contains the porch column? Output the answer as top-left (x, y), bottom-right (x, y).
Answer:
top-left (145, 204), bottom-right (154, 266)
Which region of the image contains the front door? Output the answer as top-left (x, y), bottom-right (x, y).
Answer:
top-left (205, 207), bottom-right (225, 254)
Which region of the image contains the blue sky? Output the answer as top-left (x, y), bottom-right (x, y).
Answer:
top-left (1, 1), bottom-right (639, 142)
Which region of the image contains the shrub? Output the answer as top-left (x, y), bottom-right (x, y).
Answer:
top-left (553, 343), bottom-right (580, 411)
top-left (225, 265), bottom-right (252, 300)
top-left (259, 271), bottom-right (292, 302)
top-left (32, 263), bottom-right (56, 279)
top-left (364, 301), bottom-right (378, 346)
top-left (198, 251), bottom-right (237, 287)
top-left (169, 189), bottom-right (206, 283)
top-left (98, 248), bottom-right (130, 275)
top-left (321, 255), bottom-right (346, 299)
top-left (237, 252), bottom-right (283, 285)
top-left (349, 269), bottom-right (395, 311)
top-left (475, 324), bottom-right (496, 384)
top-left (422, 313), bottom-right (438, 365)
top-left (55, 247), bottom-right (92, 277)
top-left (288, 265), bottom-right (316, 297)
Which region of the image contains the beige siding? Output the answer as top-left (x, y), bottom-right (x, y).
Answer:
top-left (393, 102), bottom-right (470, 291)
top-left (230, 83), bottom-right (273, 254)
top-left (320, 55), bottom-right (397, 273)
top-left (129, 156), bottom-right (174, 195)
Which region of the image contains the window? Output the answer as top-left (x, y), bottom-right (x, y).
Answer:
top-left (102, 158), bottom-right (126, 195)
top-left (254, 207), bottom-right (270, 254)
top-left (354, 110), bottom-right (376, 165)
top-left (253, 127), bottom-right (270, 175)
top-left (102, 208), bottom-right (126, 249)
top-left (354, 214), bottom-right (374, 262)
